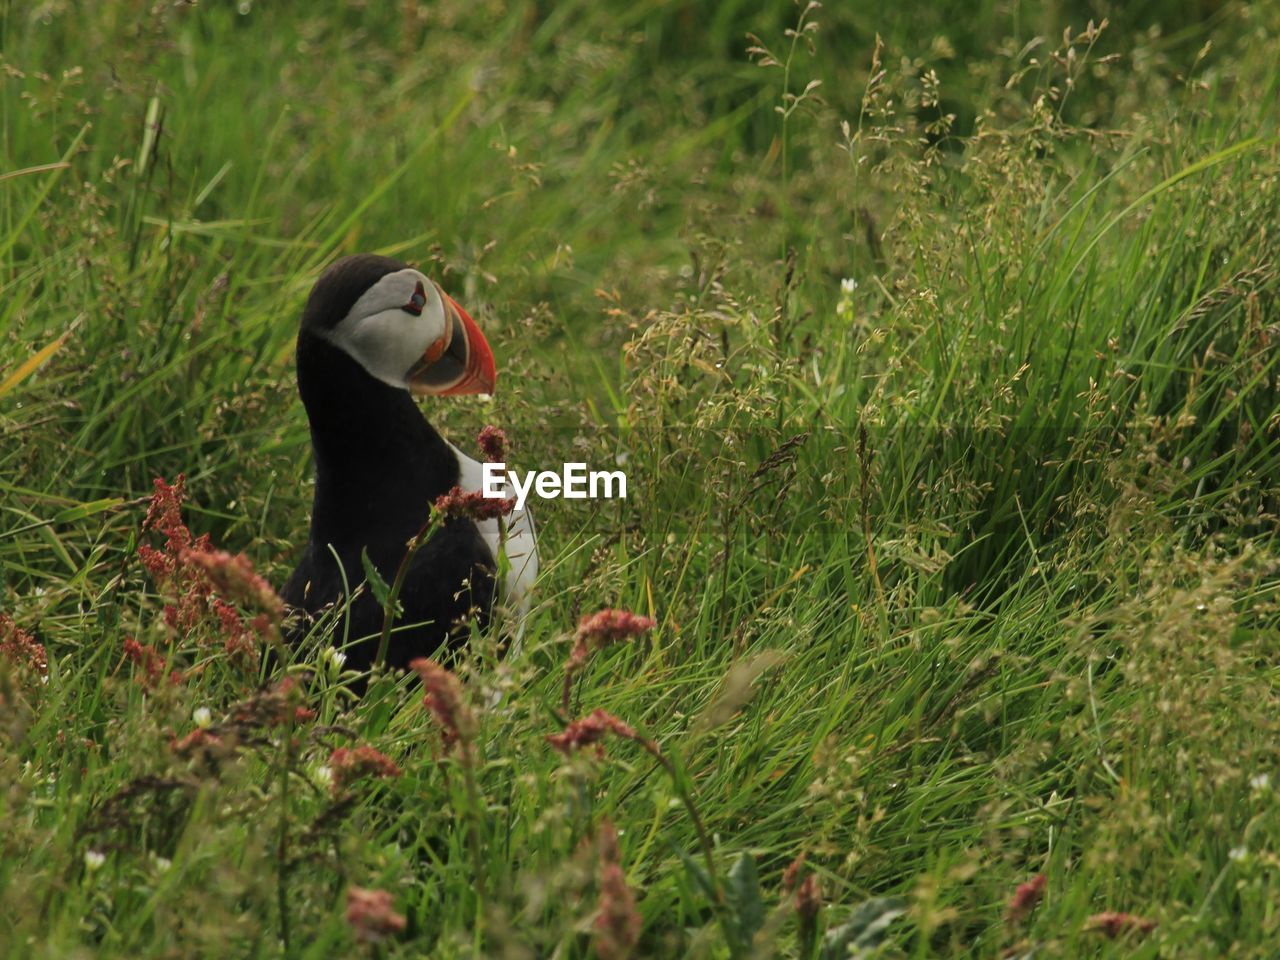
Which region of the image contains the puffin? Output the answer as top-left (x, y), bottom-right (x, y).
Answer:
top-left (281, 253), bottom-right (537, 674)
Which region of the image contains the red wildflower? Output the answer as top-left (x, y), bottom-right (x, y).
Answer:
top-left (141, 477), bottom-right (214, 629)
top-left (794, 873), bottom-right (821, 923)
top-left (409, 658), bottom-right (474, 757)
top-left (0, 613), bottom-right (47, 679)
top-left (137, 544), bottom-right (174, 581)
top-left (171, 727), bottom-right (222, 756)
top-left (477, 425), bottom-right (507, 462)
top-left (223, 632), bottom-right (258, 666)
top-left (212, 598), bottom-right (260, 667)
top-left (143, 474), bottom-right (200, 555)
top-left (329, 745), bottom-right (403, 796)
top-left (345, 886), bottom-right (406, 943)
top-left (433, 485), bottom-right (515, 521)
top-left (138, 475), bottom-right (281, 664)
top-left (1006, 874), bottom-right (1046, 924)
top-left (181, 548), bottom-right (284, 626)
top-left (230, 676), bottom-right (311, 728)
top-left (781, 854), bottom-right (806, 892)
top-left (546, 708), bottom-right (649, 757)
top-left (594, 820), bottom-right (641, 960)
top-left (577, 609), bottom-right (656, 646)
top-left (562, 608), bottom-right (655, 711)
top-left (122, 636), bottom-right (166, 689)
top-left (1087, 911), bottom-right (1156, 939)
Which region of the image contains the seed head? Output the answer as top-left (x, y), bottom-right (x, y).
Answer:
top-left (329, 745), bottom-right (403, 796)
top-left (410, 658), bottom-right (475, 755)
top-left (434, 485), bottom-right (515, 521)
top-left (782, 853), bottom-right (807, 892)
top-left (477, 424), bottom-right (507, 462)
top-left (0, 613), bottom-right (47, 679)
top-left (562, 609), bottom-right (655, 711)
top-left (230, 676), bottom-right (311, 728)
top-left (181, 548), bottom-right (285, 625)
top-left (593, 820), bottom-right (641, 960)
top-left (171, 727), bottom-right (223, 756)
top-left (143, 474), bottom-right (192, 551)
top-left (547, 708), bottom-right (645, 757)
top-left (138, 475), bottom-right (281, 664)
top-left (794, 873), bottom-right (821, 922)
top-left (122, 636), bottom-right (166, 689)
top-left (577, 609), bottom-right (655, 647)
top-left (1005, 874), bottom-right (1046, 925)
top-left (345, 886), bottom-right (406, 943)
top-left (1087, 911), bottom-right (1156, 939)
top-left (568, 609), bottom-right (656, 674)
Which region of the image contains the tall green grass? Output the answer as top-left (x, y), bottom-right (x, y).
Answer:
top-left (2, 1), bottom-right (1279, 957)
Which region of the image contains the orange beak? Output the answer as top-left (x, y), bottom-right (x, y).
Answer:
top-left (406, 289), bottom-right (497, 396)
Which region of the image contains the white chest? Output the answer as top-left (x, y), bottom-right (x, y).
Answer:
top-left (447, 442), bottom-right (539, 623)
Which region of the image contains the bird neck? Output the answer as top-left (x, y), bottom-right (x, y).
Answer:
top-left (296, 332), bottom-right (459, 549)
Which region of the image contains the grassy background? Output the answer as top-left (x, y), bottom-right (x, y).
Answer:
top-left (2, 0), bottom-right (1279, 956)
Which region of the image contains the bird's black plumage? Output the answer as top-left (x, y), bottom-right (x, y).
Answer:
top-left (282, 255), bottom-right (496, 673)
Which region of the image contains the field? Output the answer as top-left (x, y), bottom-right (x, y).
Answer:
top-left (2, 1), bottom-right (1280, 956)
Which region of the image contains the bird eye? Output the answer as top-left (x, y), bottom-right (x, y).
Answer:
top-left (403, 281), bottom-right (427, 316)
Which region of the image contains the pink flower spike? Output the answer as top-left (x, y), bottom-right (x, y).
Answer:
top-left (180, 548), bottom-right (285, 623)
top-left (1005, 874), bottom-right (1046, 925)
top-left (410, 658), bottom-right (475, 755)
top-left (546, 708), bottom-right (644, 757)
top-left (433, 485), bottom-right (515, 521)
top-left (781, 854), bottom-right (807, 892)
top-left (122, 636), bottom-right (166, 689)
top-left (794, 873), bottom-right (821, 921)
top-left (1087, 911), bottom-right (1156, 939)
top-left (593, 821), bottom-right (641, 960)
top-left (345, 886), bottom-right (406, 943)
top-left (329, 745), bottom-right (403, 796)
top-left (576, 609), bottom-right (656, 648)
top-left (0, 614), bottom-right (48, 679)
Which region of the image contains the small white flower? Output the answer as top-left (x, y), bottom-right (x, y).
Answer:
top-left (1250, 773), bottom-right (1271, 791)
top-left (836, 278), bottom-right (858, 319)
top-left (323, 647), bottom-right (347, 681)
top-left (1229, 846), bottom-right (1249, 863)
top-left (313, 765), bottom-right (333, 789)
top-left (153, 855), bottom-right (172, 873)
top-left (193, 707), bottom-right (212, 728)
top-left (84, 850), bottom-right (105, 871)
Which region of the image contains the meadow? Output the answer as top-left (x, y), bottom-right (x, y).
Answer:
top-left (2, 0), bottom-right (1279, 956)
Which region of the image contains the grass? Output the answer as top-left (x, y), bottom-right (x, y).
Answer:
top-left (2, 0), bottom-right (1280, 956)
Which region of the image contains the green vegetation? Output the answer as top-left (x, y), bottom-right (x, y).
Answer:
top-left (2, 0), bottom-right (1279, 956)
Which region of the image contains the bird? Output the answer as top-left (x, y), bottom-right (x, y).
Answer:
top-left (281, 253), bottom-right (537, 675)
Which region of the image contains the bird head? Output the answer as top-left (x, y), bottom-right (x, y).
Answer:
top-left (300, 253), bottom-right (496, 396)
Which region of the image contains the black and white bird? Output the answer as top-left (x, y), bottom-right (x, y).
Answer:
top-left (281, 254), bottom-right (537, 674)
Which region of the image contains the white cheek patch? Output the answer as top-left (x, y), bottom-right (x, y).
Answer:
top-left (324, 272), bottom-right (447, 388)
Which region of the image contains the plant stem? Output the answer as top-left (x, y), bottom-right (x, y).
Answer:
top-left (643, 743), bottom-right (720, 902)
top-left (461, 759), bottom-right (488, 916)
top-left (275, 724), bottom-right (294, 954)
top-left (857, 423), bottom-right (887, 618)
top-left (374, 511), bottom-right (440, 671)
